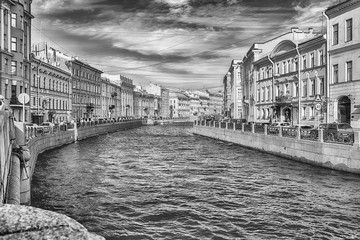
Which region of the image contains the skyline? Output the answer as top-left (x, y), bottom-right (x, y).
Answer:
top-left (32, 0), bottom-right (338, 90)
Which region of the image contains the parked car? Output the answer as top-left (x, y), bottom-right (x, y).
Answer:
top-left (323, 123), bottom-right (354, 142)
top-left (40, 122), bottom-right (54, 133)
top-left (267, 122), bottom-right (291, 134)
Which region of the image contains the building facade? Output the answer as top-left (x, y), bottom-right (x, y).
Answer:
top-left (325, 0), bottom-right (360, 128)
top-left (160, 87), bottom-right (170, 118)
top-left (225, 60), bottom-right (243, 119)
top-left (120, 75), bottom-right (134, 117)
top-left (0, 0), bottom-right (33, 122)
top-left (253, 35), bottom-right (326, 125)
top-left (242, 28), bottom-right (319, 123)
top-left (100, 77), bottom-right (121, 119)
top-left (169, 92), bottom-right (190, 118)
top-left (30, 56), bottom-right (72, 124)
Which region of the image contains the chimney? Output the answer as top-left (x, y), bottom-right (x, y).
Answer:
top-left (291, 27), bottom-right (299, 33)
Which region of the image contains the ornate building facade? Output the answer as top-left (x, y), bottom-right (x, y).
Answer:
top-left (0, 0), bottom-right (33, 121)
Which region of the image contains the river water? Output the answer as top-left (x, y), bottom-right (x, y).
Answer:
top-left (31, 125), bottom-right (360, 240)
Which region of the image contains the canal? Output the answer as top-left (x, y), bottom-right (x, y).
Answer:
top-left (31, 125), bottom-right (360, 239)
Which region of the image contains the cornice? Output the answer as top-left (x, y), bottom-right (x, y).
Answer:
top-left (326, 0), bottom-right (360, 18)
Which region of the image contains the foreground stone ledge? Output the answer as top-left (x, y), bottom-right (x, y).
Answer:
top-left (0, 204), bottom-right (104, 240)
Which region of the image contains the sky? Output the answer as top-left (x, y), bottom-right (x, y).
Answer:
top-left (31, 0), bottom-right (339, 90)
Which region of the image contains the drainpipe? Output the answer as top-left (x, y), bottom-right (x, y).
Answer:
top-left (296, 44), bottom-right (301, 125)
top-left (323, 11), bottom-right (330, 124)
top-left (267, 55), bottom-right (275, 119)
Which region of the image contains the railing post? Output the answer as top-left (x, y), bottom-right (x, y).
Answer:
top-left (251, 123), bottom-right (255, 133)
top-left (318, 129), bottom-right (324, 143)
top-left (297, 127), bottom-right (301, 140)
top-left (219, 122), bottom-right (221, 129)
top-left (233, 123), bottom-right (236, 131)
top-left (354, 131), bottom-right (360, 146)
top-left (213, 121), bottom-right (216, 128)
top-left (264, 124), bottom-right (268, 135)
top-left (226, 122), bottom-right (228, 130)
top-left (279, 126), bottom-right (282, 137)
top-left (241, 123), bottom-right (245, 132)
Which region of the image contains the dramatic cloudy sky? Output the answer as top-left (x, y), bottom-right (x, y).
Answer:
top-left (31, 0), bottom-right (338, 90)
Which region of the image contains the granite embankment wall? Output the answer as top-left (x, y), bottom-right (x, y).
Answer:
top-left (192, 124), bottom-right (360, 174)
top-left (27, 121), bottom-right (142, 177)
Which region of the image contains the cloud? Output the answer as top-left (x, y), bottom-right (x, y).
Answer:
top-left (31, 0), bottom-right (338, 89)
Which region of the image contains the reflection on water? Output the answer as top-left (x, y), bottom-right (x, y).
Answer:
top-left (32, 125), bottom-right (360, 239)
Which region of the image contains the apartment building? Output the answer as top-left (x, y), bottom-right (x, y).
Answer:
top-left (325, 0), bottom-right (360, 128)
top-left (0, 0), bottom-right (33, 121)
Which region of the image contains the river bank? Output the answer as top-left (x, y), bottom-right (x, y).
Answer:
top-left (191, 121), bottom-right (360, 174)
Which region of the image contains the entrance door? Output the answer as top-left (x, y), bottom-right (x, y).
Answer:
top-left (338, 96), bottom-right (351, 123)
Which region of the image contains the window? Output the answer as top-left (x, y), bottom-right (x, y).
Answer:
top-left (319, 50), bottom-right (324, 65)
top-left (302, 80), bottom-right (307, 97)
top-left (319, 78), bottom-right (324, 95)
top-left (302, 55), bottom-right (306, 70)
top-left (346, 61), bottom-right (352, 82)
top-left (294, 83), bottom-right (299, 97)
top-left (333, 24), bottom-right (338, 45)
top-left (302, 107), bottom-right (306, 118)
top-left (276, 85), bottom-right (280, 97)
top-left (11, 13), bottom-right (17, 27)
top-left (262, 87), bottom-right (265, 101)
top-left (310, 53), bottom-right (314, 68)
top-left (11, 61), bottom-right (17, 74)
top-left (333, 64), bottom-right (338, 84)
top-left (282, 62), bottom-right (286, 74)
top-left (257, 89), bottom-right (260, 102)
top-left (294, 58), bottom-right (298, 71)
top-left (20, 39), bottom-right (23, 53)
top-left (276, 63), bottom-right (280, 74)
top-left (11, 37), bottom-right (17, 51)
top-left (346, 19), bottom-right (352, 42)
top-left (310, 79), bottom-right (315, 96)
top-left (287, 60), bottom-right (291, 73)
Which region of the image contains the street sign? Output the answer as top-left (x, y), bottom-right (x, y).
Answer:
top-left (315, 103), bottom-right (321, 111)
top-left (314, 94), bottom-right (321, 102)
top-left (18, 93), bottom-right (29, 104)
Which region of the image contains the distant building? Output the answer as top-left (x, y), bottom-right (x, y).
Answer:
top-left (169, 92), bottom-right (190, 118)
top-left (160, 87), bottom-right (170, 118)
top-left (0, 0), bottom-right (33, 122)
top-left (208, 91), bottom-right (223, 116)
top-left (144, 83), bottom-right (162, 117)
top-left (100, 77), bottom-right (121, 119)
top-left (325, 0), bottom-right (360, 128)
top-left (224, 60), bottom-right (243, 119)
top-left (134, 86), bottom-right (155, 118)
top-left (120, 75), bottom-right (134, 117)
top-left (30, 55), bottom-right (72, 124)
top-left (32, 43), bottom-right (103, 120)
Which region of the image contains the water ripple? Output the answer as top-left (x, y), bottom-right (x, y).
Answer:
top-left (32, 125), bottom-right (360, 239)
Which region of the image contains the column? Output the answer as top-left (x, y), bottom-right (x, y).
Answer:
top-left (0, 8), bottom-right (4, 50)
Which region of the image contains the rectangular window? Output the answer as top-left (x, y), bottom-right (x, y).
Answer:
top-left (320, 78), bottom-right (324, 95)
top-left (319, 50), bottom-right (324, 65)
top-left (333, 64), bottom-right (338, 84)
top-left (310, 79), bottom-right (315, 96)
top-left (20, 39), bottom-right (23, 53)
top-left (11, 13), bottom-right (17, 27)
top-left (294, 83), bottom-right (299, 97)
top-left (11, 61), bottom-right (17, 74)
top-left (333, 24), bottom-right (339, 45)
top-left (346, 19), bottom-right (352, 42)
top-left (11, 85), bottom-right (17, 99)
top-left (310, 53), bottom-right (314, 68)
top-left (11, 37), bottom-right (17, 51)
top-left (346, 61), bottom-right (352, 82)
top-left (302, 80), bottom-right (307, 97)
top-left (302, 55), bottom-right (306, 70)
